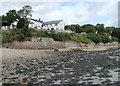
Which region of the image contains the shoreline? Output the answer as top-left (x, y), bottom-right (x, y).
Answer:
top-left (1, 42), bottom-right (119, 52)
top-left (2, 42), bottom-right (119, 61)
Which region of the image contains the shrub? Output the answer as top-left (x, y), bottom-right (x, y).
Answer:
top-left (11, 28), bottom-right (35, 41)
top-left (100, 33), bottom-right (111, 43)
top-left (87, 33), bottom-right (100, 43)
top-left (47, 31), bottom-right (71, 41)
top-left (87, 33), bottom-right (113, 44)
top-left (111, 37), bottom-right (118, 42)
top-left (2, 32), bottom-right (13, 43)
top-left (70, 33), bottom-right (91, 43)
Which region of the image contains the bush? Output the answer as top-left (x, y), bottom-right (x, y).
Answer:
top-left (70, 33), bottom-right (91, 43)
top-left (100, 33), bottom-right (112, 43)
top-left (87, 33), bottom-right (101, 43)
top-left (87, 33), bottom-right (113, 44)
top-left (2, 32), bottom-right (13, 43)
top-left (111, 28), bottom-right (120, 42)
top-left (111, 37), bottom-right (118, 42)
top-left (11, 28), bottom-right (35, 41)
top-left (34, 30), bottom-right (91, 43)
top-left (36, 30), bottom-right (49, 37)
top-left (48, 32), bottom-right (71, 41)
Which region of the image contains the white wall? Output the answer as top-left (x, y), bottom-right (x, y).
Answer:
top-left (1, 26), bottom-right (10, 30)
top-left (29, 20), bottom-right (42, 29)
top-left (57, 21), bottom-right (65, 30)
top-left (1, 20), bottom-right (65, 31)
top-left (1, 21), bottom-right (17, 30)
top-left (42, 20), bottom-right (65, 30)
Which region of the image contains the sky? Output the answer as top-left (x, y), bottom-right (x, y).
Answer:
top-left (0, 1), bottom-right (118, 27)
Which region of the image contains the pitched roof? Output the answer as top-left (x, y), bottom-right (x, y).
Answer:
top-left (30, 18), bottom-right (43, 23)
top-left (43, 20), bottom-right (62, 25)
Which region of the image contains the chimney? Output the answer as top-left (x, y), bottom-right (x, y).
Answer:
top-left (39, 18), bottom-right (41, 22)
top-left (39, 18), bottom-right (43, 23)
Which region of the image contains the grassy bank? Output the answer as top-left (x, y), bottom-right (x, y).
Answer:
top-left (1, 28), bottom-right (119, 44)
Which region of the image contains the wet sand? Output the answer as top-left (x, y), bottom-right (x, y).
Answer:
top-left (1, 47), bottom-right (120, 86)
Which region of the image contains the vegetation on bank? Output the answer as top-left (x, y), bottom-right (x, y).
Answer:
top-left (1, 27), bottom-right (119, 44)
top-left (65, 24), bottom-right (120, 43)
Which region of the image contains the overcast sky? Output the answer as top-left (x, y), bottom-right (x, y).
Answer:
top-left (0, 1), bottom-right (118, 27)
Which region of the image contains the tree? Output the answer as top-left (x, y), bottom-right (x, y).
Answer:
top-left (16, 18), bottom-right (26, 28)
top-left (0, 16), bottom-right (2, 25)
top-left (17, 5), bottom-right (33, 28)
top-left (75, 25), bottom-right (83, 33)
top-left (112, 28), bottom-right (120, 42)
top-left (81, 24), bottom-right (96, 33)
top-left (0, 16), bottom-right (1, 29)
top-left (96, 24), bottom-right (105, 33)
top-left (65, 25), bottom-right (72, 30)
top-left (2, 15), bottom-right (9, 26)
top-left (18, 5), bottom-right (32, 19)
top-left (1, 10), bottom-right (20, 30)
top-left (105, 27), bottom-right (116, 35)
top-left (6, 10), bottom-right (20, 26)
top-left (65, 24), bottom-right (82, 33)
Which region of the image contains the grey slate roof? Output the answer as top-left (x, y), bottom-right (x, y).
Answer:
top-left (43, 20), bottom-right (62, 25)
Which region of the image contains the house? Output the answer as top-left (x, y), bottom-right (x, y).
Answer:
top-left (1, 21), bottom-right (17, 30)
top-left (29, 18), bottom-right (43, 29)
top-left (42, 20), bottom-right (65, 30)
top-left (1, 18), bottom-right (65, 31)
top-left (1, 18), bottom-right (42, 30)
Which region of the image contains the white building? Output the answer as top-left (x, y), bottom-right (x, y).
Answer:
top-left (42, 20), bottom-right (65, 30)
top-left (29, 18), bottom-right (43, 29)
top-left (1, 19), bottom-right (65, 31)
top-left (1, 21), bottom-right (17, 30)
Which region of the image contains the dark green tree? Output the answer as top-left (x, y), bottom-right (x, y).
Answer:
top-left (96, 24), bottom-right (105, 33)
top-left (1, 10), bottom-right (20, 30)
top-left (112, 28), bottom-right (120, 42)
top-left (6, 10), bottom-right (20, 26)
top-left (81, 24), bottom-right (96, 33)
top-left (104, 27), bottom-right (115, 34)
top-left (17, 18), bottom-right (28, 28)
top-left (65, 24), bottom-right (82, 33)
top-left (2, 15), bottom-right (9, 26)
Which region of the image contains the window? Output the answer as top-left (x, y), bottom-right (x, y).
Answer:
top-left (56, 28), bottom-right (58, 30)
top-left (51, 28), bottom-right (54, 30)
